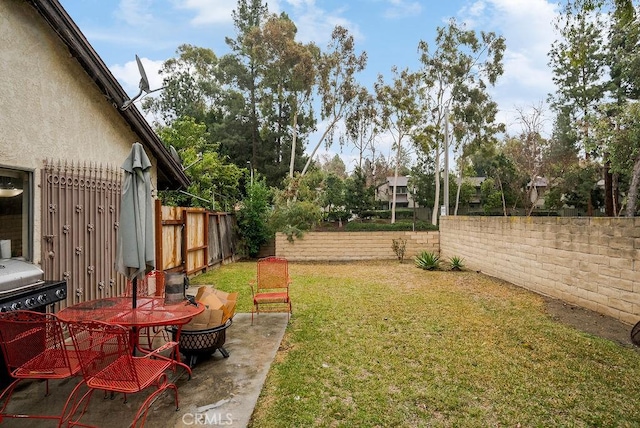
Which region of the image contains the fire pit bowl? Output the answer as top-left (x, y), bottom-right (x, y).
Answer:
top-left (168, 318), bottom-right (232, 367)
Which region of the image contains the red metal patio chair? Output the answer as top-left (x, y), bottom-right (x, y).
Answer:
top-left (250, 256), bottom-right (292, 324)
top-left (0, 310), bottom-right (82, 426)
top-left (123, 270), bottom-right (169, 350)
top-left (64, 319), bottom-right (179, 427)
top-left (123, 270), bottom-right (165, 298)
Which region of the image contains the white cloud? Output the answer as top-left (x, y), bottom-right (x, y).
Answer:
top-left (107, 1), bottom-right (195, 53)
top-left (116, 0), bottom-right (155, 27)
top-left (172, 0), bottom-right (237, 25)
top-left (382, 0), bottom-right (423, 19)
top-left (281, 0), bottom-right (362, 46)
top-left (460, 0), bottom-right (560, 136)
top-left (284, 0), bottom-right (313, 8)
top-left (486, 0), bottom-right (558, 56)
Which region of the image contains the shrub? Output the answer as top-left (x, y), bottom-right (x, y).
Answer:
top-left (392, 238), bottom-right (407, 263)
top-left (415, 251), bottom-right (440, 270)
top-left (358, 210), bottom-right (379, 219)
top-left (345, 221), bottom-right (438, 232)
top-left (394, 209), bottom-right (415, 219)
top-left (326, 210), bottom-right (350, 222)
top-left (236, 180), bottom-right (271, 258)
top-left (269, 200), bottom-right (323, 242)
top-left (358, 209), bottom-right (414, 220)
top-left (448, 256), bottom-right (465, 271)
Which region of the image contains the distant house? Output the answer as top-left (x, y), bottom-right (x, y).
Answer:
top-left (375, 176), bottom-right (418, 209)
top-left (464, 176), bottom-right (487, 210)
top-left (528, 176), bottom-right (548, 208)
top-left (1, 0), bottom-right (189, 304)
top-left (463, 176), bottom-right (550, 212)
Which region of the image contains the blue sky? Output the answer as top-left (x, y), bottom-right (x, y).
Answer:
top-left (59, 0), bottom-right (561, 168)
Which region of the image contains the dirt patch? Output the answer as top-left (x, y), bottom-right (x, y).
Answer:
top-left (544, 296), bottom-right (638, 348)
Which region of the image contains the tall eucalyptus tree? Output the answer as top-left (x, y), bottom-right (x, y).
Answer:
top-left (221, 0), bottom-right (270, 178)
top-left (417, 18), bottom-right (505, 225)
top-left (344, 86), bottom-right (379, 171)
top-left (374, 67), bottom-right (425, 223)
top-left (301, 26), bottom-right (367, 176)
top-left (251, 14), bottom-right (317, 179)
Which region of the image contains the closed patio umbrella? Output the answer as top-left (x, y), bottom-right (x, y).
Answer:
top-left (116, 142), bottom-right (155, 308)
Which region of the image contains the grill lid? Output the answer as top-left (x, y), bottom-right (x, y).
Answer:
top-left (0, 259), bottom-right (45, 293)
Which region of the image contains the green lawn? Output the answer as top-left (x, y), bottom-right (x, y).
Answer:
top-left (191, 260), bottom-right (640, 427)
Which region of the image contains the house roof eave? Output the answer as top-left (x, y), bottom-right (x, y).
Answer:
top-left (26, 0), bottom-right (189, 190)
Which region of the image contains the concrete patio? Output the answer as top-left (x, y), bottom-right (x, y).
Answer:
top-left (0, 312), bottom-right (288, 427)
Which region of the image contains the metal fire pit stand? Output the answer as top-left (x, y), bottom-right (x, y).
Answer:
top-left (169, 318), bottom-right (232, 368)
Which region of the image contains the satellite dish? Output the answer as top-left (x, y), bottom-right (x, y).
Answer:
top-left (120, 54), bottom-right (164, 110)
top-left (169, 145), bottom-right (182, 165)
top-left (136, 54), bottom-right (150, 93)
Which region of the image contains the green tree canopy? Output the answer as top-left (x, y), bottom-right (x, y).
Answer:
top-left (156, 117), bottom-right (243, 210)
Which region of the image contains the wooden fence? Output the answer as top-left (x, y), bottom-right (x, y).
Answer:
top-left (154, 200), bottom-right (238, 276)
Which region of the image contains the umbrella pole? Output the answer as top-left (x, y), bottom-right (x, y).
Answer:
top-left (132, 277), bottom-right (137, 308)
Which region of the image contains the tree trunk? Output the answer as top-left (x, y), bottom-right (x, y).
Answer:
top-left (431, 147), bottom-right (441, 225)
top-left (497, 177), bottom-right (507, 216)
top-left (289, 107), bottom-right (298, 178)
top-left (300, 118), bottom-right (338, 175)
top-left (613, 172), bottom-right (620, 217)
top-left (390, 139), bottom-right (403, 224)
top-left (605, 160), bottom-right (613, 216)
top-left (251, 65), bottom-right (258, 177)
top-left (526, 191), bottom-right (536, 216)
top-left (454, 171), bottom-right (462, 216)
top-left (526, 175), bottom-right (537, 217)
top-left (625, 154), bottom-right (640, 217)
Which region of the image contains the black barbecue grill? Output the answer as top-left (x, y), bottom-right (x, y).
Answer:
top-left (0, 259), bottom-right (67, 312)
top-left (0, 258), bottom-right (67, 388)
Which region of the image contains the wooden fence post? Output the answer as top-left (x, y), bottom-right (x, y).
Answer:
top-left (154, 199), bottom-right (163, 272)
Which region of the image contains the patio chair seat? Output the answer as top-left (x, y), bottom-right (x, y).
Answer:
top-left (0, 310), bottom-right (84, 426)
top-left (253, 291), bottom-right (290, 304)
top-left (13, 349), bottom-right (82, 379)
top-left (88, 355), bottom-right (173, 393)
top-left (65, 320), bottom-right (179, 427)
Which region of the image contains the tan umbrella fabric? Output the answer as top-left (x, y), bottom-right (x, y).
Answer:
top-left (116, 142), bottom-right (155, 305)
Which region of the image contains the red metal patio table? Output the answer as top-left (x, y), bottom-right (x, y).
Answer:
top-left (57, 296), bottom-right (204, 377)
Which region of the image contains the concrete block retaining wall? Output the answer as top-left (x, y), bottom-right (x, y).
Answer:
top-left (275, 231), bottom-right (439, 262)
top-left (273, 218), bottom-right (640, 324)
top-left (440, 216), bottom-right (640, 324)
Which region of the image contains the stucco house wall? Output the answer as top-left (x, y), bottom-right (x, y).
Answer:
top-left (0, 0), bottom-right (185, 265)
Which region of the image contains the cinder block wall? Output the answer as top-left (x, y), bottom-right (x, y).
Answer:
top-left (275, 231), bottom-right (439, 262)
top-left (440, 216), bottom-right (640, 324)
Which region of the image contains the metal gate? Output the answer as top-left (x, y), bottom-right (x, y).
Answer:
top-left (41, 160), bottom-right (125, 308)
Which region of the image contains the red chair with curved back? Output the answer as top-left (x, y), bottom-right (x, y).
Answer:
top-left (123, 270), bottom-right (169, 350)
top-left (250, 256), bottom-right (292, 323)
top-left (0, 310), bottom-right (82, 426)
top-left (123, 270), bottom-right (165, 298)
top-left (64, 320), bottom-right (179, 427)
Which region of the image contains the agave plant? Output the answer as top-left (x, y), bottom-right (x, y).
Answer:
top-left (414, 251), bottom-right (440, 270)
top-left (449, 256), bottom-right (465, 271)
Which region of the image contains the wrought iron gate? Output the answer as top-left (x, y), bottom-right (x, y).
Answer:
top-left (41, 160), bottom-right (125, 308)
